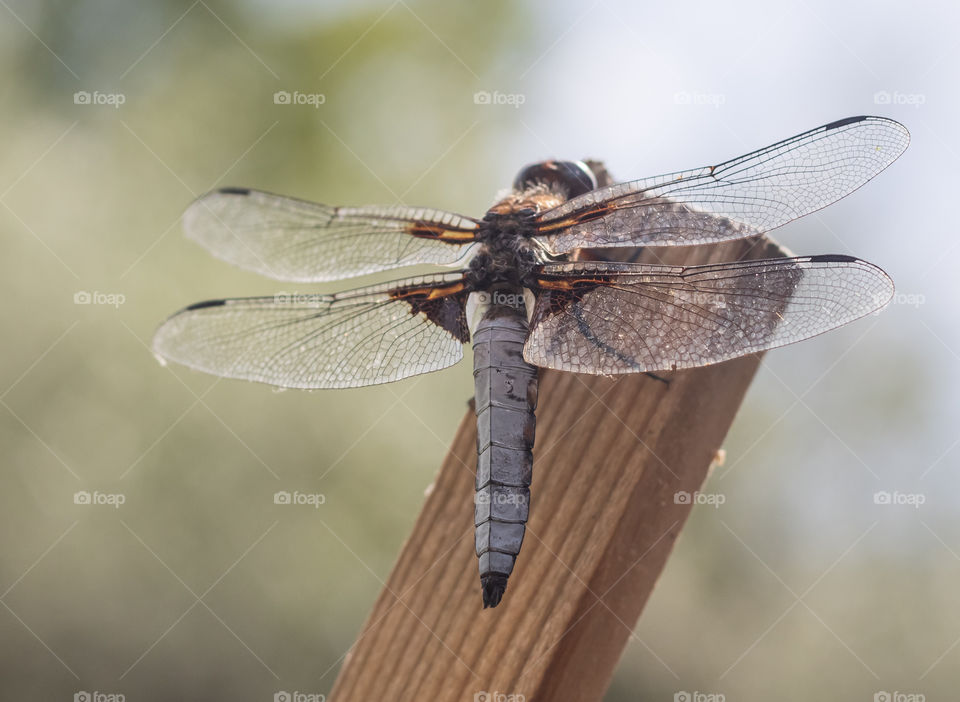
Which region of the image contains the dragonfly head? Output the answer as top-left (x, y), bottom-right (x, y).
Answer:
top-left (512, 160), bottom-right (598, 199)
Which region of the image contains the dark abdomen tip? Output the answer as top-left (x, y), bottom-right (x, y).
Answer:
top-left (481, 574), bottom-right (508, 608)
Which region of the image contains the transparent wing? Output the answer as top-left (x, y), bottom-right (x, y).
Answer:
top-left (534, 116), bottom-right (909, 254)
top-left (525, 256), bottom-right (893, 374)
top-left (152, 273), bottom-right (469, 389)
top-left (184, 188), bottom-right (480, 282)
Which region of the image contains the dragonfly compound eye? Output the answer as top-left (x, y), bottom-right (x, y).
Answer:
top-left (512, 160), bottom-right (598, 198)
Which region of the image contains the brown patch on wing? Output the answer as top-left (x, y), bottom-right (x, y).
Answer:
top-left (388, 281), bottom-right (470, 343)
top-left (532, 270), bottom-right (637, 326)
top-left (487, 192), bottom-right (566, 216)
top-left (406, 223), bottom-right (478, 242)
top-left (531, 274), bottom-right (610, 324)
top-left (534, 274), bottom-right (613, 291)
top-left (533, 202), bottom-right (620, 233)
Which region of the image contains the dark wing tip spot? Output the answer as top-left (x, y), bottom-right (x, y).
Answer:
top-left (824, 115), bottom-right (867, 130)
top-left (217, 187), bottom-right (251, 196)
top-left (184, 299), bottom-right (228, 311)
top-left (809, 254), bottom-right (858, 263)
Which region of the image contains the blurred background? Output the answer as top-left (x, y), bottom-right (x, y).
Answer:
top-left (1, 0), bottom-right (956, 700)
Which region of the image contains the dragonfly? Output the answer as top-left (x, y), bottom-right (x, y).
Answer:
top-left (153, 115), bottom-right (909, 608)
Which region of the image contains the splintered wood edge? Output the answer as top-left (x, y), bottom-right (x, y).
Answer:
top-left (330, 236), bottom-right (785, 702)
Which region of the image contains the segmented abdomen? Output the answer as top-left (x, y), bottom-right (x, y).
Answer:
top-left (472, 306), bottom-right (538, 608)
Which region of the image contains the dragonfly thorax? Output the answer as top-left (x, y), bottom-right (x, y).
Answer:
top-left (466, 215), bottom-right (539, 292)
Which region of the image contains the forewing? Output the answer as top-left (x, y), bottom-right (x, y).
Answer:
top-left (152, 274), bottom-right (469, 389)
top-left (184, 188), bottom-right (479, 282)
top-left (534, 116), bottom-right (909, 253)
top-left (525, 256), bottom-right (893, 374)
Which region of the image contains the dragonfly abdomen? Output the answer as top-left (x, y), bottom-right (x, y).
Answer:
top-left (472, 306), bottom-right (538, 608)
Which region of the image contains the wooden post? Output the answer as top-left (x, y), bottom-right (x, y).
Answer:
top-left (329, 236), bottom-right (785, 702)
